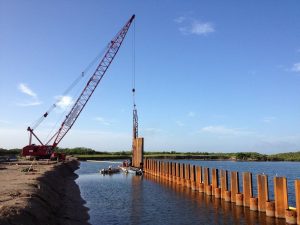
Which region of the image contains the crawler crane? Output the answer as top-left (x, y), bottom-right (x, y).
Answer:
top-left (22, 15), bottom-right (135, 160)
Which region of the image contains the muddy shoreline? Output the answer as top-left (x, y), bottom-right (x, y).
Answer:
top-left (0, 159), bottom-right (90, 225)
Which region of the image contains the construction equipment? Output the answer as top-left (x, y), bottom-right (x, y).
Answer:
top-left (22, 15), bottom-right (135, 160)
top-left (130, 35), bottom-right (144, 169)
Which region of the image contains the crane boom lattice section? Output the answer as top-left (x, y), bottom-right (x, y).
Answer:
top-left (53, 15), bottom-right (135, 147)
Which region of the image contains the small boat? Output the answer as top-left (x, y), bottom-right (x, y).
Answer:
top-left (119, 166), bottom-right (143, 176)
top-left (99, 166), bottom-right (120, 175)
top-left (128, 167), bottom-right (143, 176)
top-left (119, 166), bottom-right (129, 173)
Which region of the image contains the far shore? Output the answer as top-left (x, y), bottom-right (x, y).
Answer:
top-left (75, 153), bottom-right (300, 162)
top-left (1, 148), bottom-right (300, 162)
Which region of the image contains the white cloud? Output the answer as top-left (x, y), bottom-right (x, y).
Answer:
top-left (187, 111), bottom-right (196, 117)
top-left (17, 83), bottom-right (42, 107)
top-left (18, 83), bottom-right (37, 98)
top-left (190, 21), bottom-right (215, 35)
top-left (291, 62), bottom-right (300, 72)
top-left (262, 116), bottom-right (276, 123)
top-left (176, 17), bottom-right (215, 36)
top-left (17, 100), bottom-right (42, 107)
top-left (201, 125), bottom-right (250, 136)
top-left (176, 120), bottom-right (185, 127)
top-left (174, 16), bottom-right (186, 24)
top-left (55, 95), bottom-right (74, 110)
top-left (95, 117), bottom-right (111, 126)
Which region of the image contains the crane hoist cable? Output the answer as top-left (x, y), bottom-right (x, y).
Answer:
top-left (22, 15), bottom-right (135, 160)
top-left (22, 15), bottom-right (135, 151)
top-left (30, 44), bottom-right (109, 131)
top-left (132, 19), bottom-right (138, 140)
top-left (43, 56), bottom-right (101, 144)
top-left (52, 15), bottom-right (136, 147)
top-left (132, 18), bottom-right (136, 107)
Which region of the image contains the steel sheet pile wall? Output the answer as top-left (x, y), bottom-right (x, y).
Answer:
top-left (143, 159), bottom-right (300, 225)
top-left (132, 138), bottom-right (144, 168)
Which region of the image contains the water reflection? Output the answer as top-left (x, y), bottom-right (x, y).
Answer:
top-left (130, 176), bottom-right (143, 225)
top-left (77, 162), bottom-right (288, 225)
top-left (144, 173), bottom-right (286, 225)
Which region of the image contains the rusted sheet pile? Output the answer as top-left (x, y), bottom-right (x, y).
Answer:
top-left (143, 159), bottom-right (300, 225)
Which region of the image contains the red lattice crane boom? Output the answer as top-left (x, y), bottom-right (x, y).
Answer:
top-left (22, 15), bottom-right (135, 160)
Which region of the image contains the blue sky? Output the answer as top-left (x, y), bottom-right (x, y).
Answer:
top-left (1, 1), bottom-right (300, 153)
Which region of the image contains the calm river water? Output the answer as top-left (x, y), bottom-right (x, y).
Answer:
top-left (76, 160), bottom-right (300, 225)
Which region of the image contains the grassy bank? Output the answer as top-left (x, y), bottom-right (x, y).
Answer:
top-left (74, 154), bottom-right (130, 160)
top-left (74, 153), bottom-right (226, 161)
top-left (1, 147), bottom-right (300, 161)
top-left (74, 151), bottom-right (300, 161)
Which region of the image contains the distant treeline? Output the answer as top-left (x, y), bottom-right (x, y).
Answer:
top-left (1, 147), bottom-right (300, 161)
top-left (0, 147), bottom-right (132, 156)
top-left (0, 148), bottom-right (22, 156)
top-left (144, 151), bottom-right (300, 161)
top-left (55, 147), bottom-right (131, 156)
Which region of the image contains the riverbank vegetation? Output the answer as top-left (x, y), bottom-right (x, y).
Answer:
top-left (1, 147), bottom-right (300, 161)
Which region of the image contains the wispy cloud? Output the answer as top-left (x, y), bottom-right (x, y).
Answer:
top-left (17, 83), bottom-right (42, 107)
top-left (18, 83), bottom-right (37, 98)
top-left (55, 95), bottom-right (74, 110)
top-left (201, 125), bottom-right (251, 136)
top-left (174, 16), bottom-right (186, 24)
top-left (175, 16), bottom-right (215, 36)
top-left (176, 120), bottom-right (185, 127)
top-left (262, 116), bottom-right (276, 123)
top-left (17, 101), bottom-right (42, 107)
top-left (190, 21), bottom-right (215, 35)
top-left (187, 111), bottom-right (196, 117)
top-left (291, 62), bottom-right (300, 72)
top-left (95, 117), bottom-right (111, 126)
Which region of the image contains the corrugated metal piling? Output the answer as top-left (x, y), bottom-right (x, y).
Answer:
top-left (243, 172), bottom-right (252, 207)
top-left (274, 177), bottom-right (288, 219)
top-left (296, 180), bottom-right (300, 224)
top-left (131, 137), bottom-right (144, 168)
top-left (220, 170), bottom-right (228, 200)
top-left (257, 174), bottom-right (269, 212)
top-left (230, 171), bottom-right (239, 203)
top-left (144, 159), bottom-right (300, 224)
top-left (190, 165), bottom-right (196, 190)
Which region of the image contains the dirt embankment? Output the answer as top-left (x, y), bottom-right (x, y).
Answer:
top-left (0, 159), bottom-right (90, 225)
